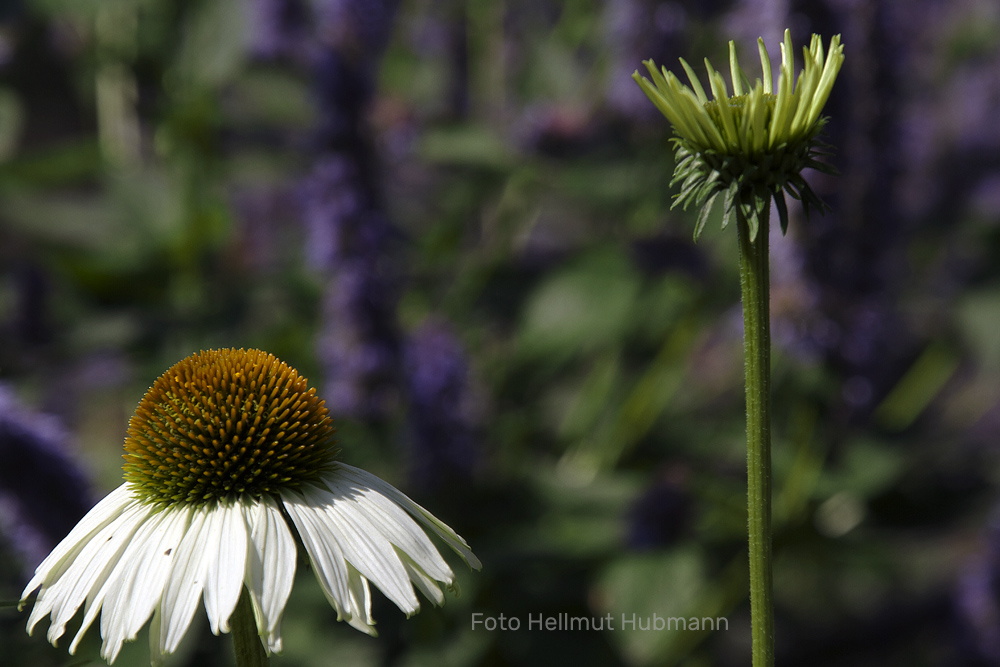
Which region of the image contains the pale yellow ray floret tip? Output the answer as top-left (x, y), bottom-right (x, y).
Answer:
top-left (729, 41), bottom-right (744, 97)
top-left (707, 66), bottom-right (739, 147)
top-left (704, 58), bottom-right (725, 101)
top-left (782, 28), bottom-right (794, 75)
top-left (758, 37), bottom-right (773, 95)
top-left (750, 86), bottom-right (768, 153)
top-left (680, 57), bottom-right (709, 104)
top-left (669, 63), bottom-right (726, 150)
top-left (657, 66), bottom-right (719, 151)
top-left (810, 34), bottom-right (845, 125)
top-left (634, 28), bottom-right (843, 158)
top-left (768, 34), bottom-right (797, 148)
top-left (633, 63), bottom-right (702, 147)
top-left (633, 65), bottom-right (690, 136)
top-left (675, 74), bottom-right (726, 150)
top-left (789, 49), bottom-right (821, 134)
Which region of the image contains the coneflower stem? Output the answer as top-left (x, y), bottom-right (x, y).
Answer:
top-left (737, 202), bottom-right (774, 667)
top-left (232, 586), bottom-right (269, 667)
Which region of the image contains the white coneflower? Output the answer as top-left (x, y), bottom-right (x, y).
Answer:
top-left (20, 348), bottom-right (481, 665)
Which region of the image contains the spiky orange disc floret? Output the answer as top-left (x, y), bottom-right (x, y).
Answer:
top-left (123, 348), bottom-right (338, 506)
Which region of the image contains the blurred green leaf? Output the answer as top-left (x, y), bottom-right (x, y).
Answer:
top-left (874, 342), bottom-right (959, 431)
top-left (0, 87), bottom-right (24, 162)
top-left (516, 468), bottom-right (640, 557)
top-left (565, 316), bottom-right (699, 471)
top-left (557, 351), bottom-right (621, 442)
top-left (419, 125), bottom-right (516, 170)
top-left (399, 630), bottom-right (492, 667)
top-left (958, 286), bottom-right (1000, 370)
top-left (556, 162), bottom-right (650, 206)
top-left (172, 0), bottom-right (248, 89)
top-left (224, 70), bottom-right (316, 128)
top-left (815, 439), bottom-right (905, 500)
top-left (0, 141), bottom-right (101, 187)
top-left (518, 247), bottom-right (641, 359)
top-left (774, 403), bottom-right (825, 525)
top-left (596, 549), bottom-right (706, 665)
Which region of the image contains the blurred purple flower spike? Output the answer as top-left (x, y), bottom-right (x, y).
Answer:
top-left (955, 509), bottom-right (1000, 662)
top-left (250, 0), bottom-right (400, 65)
top-left (301, 156), bottom-right (366, 269)
top-left (304, 158), bottom-right (401, 418)
top-left (317, 259), bottom-right (401, 417)
top-left (0, 386), bottom-right (91, 574)
top-left (293, 0), bottom-right (404, 420)
top-left (249, 0), bottom-right (311, 61)
top-left (404, 321), bottom-right (480, 488)
top-left (301, 156), bottom-right (394, 269)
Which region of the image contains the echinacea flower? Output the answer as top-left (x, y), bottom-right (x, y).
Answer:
top-left (633, 29), bottom-right (845, 239)
top-left (20, 348), bottom-right (481, 665)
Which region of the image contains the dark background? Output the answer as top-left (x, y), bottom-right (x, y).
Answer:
top-left (3, 0), bottom-right (1000, 665)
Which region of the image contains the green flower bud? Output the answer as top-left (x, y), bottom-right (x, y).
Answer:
top-left (633, 29), bottom-right (845, 240)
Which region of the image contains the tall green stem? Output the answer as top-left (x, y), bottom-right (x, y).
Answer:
top-left (737, 203), bottom-right (774, 667)
top-left (232, 586), bottom-right (269, 667)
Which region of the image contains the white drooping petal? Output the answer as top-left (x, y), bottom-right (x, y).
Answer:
top-left (25, 496), bottom-right (149, 646)
top-left (282, 491), bottom-right (371, 633)
top-left (21, 484), bottom-right (136, 607)
top-left (44, 506), bottom-right (144, 644)
top-left (158, 504), bottom-right (214, 654)
top-left (299, 481), bottom-right (419, 615)
top-left (116, 507), bottom-right (191, 640)
top-left (202, 502), bottom-right (249, 635)
top-left (99, 505), bottom-right (191, 663)
top-left (335, 464), bottom-right (482, 570)
top-left (323, 470), bottom-right (455, 585)
top-left (346, 564), bottom-right (374, 630)
top-left (148, 606), bottom-right (164, 667)
top-left (23, 460), bottom-right (480, 661)
top-left (65, 507), bottom-right (153, 655)
top-left (244, 495), bottom-right (296, 653)
top-left (399, 553), bottom-right (445, 606)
